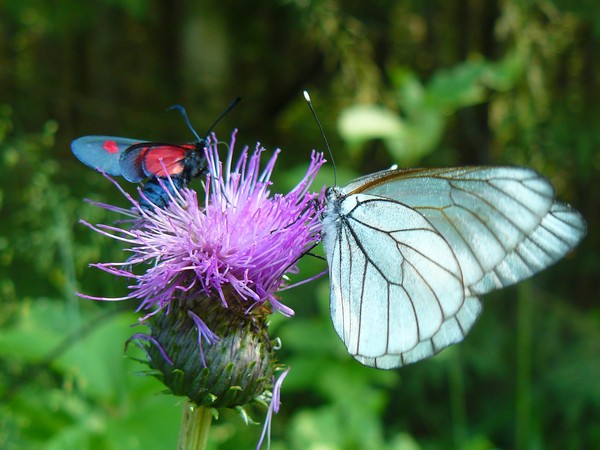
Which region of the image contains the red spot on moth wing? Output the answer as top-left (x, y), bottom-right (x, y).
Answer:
top-left (103, 140), bottom-right (120, 154)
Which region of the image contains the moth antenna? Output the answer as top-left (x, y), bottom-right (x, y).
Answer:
top-left (167, 104), bottom-right (203, 142)
top-left (203, 97), bottom-right (242, 138)
top-left (168, 97), bottom-right (241, 143)
top-left (303, 90), bottom-right (336, 186)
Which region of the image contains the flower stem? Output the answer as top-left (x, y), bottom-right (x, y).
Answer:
top-left (515, 281), bottom-right (533, 450)
top-left (178, 402), bottom-right (212, 450)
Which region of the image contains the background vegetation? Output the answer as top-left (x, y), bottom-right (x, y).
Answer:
top-left (1, 0), bottom-right (598, 449)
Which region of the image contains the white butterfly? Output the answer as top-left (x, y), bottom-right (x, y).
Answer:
top-left (321, 166), bottom-right (586, 369)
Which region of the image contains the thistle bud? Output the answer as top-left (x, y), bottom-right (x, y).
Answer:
top-left (147, 295), bottom-right (275, 408)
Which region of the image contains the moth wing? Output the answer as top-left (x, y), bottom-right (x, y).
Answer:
top-left (120, 144), bottom-right (189, 182)
top-left (141, 145), bottom-right (191, 178)
top-left (119, 144), bottom-right (151, 182)
top-left (71, 136), bottom-right (141, 177)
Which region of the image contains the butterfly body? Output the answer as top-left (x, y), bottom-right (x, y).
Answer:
top-left (321, 166), bottom-right (586, 369)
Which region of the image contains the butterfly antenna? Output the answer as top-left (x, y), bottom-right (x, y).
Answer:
top-left (203, 97), bottom-right (242, 138)
top-left (167, 104), bottom-right (203, 142)
top-left (303, 90), bottom-right (337, 186)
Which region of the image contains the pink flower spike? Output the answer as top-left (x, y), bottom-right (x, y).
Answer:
top-left (257, 367), bottom-right (290, 450)
top-left (188, 310), bottom-right (220, 367)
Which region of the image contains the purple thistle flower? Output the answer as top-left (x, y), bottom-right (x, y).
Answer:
top-left (80, 130), bottom-right (326, 319)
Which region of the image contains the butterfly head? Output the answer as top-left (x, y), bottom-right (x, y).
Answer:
top-left (321, 186), bottom-right (344, 229)
top-left (324, 186), bottom-right (344, 205)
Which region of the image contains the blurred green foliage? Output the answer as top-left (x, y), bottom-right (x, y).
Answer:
top-left (339, 54), bottom-right (523, 164)
top-left (1, 0), bottom-right (598, 449)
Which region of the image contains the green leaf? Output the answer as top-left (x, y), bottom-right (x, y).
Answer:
top-left (338, 104), bottom-right (406, 149)
top-left (425, 59), bottom-right (488, 110)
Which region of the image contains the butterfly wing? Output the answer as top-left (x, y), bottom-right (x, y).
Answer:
top-left (358, 167), bottom-right (587, 295)
top-left (324, 166), bottom-right (586, 369)
top-left (71, 136), bottom-right (142, 176)
top-left (323, 191), bottom-right (482, 369)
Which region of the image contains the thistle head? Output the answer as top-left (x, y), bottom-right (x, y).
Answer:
top-left (80, 131), bottom-right (326, 412)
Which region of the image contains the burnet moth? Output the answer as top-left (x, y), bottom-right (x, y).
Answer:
top-left (71, 98), bottom-right (241, 209)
